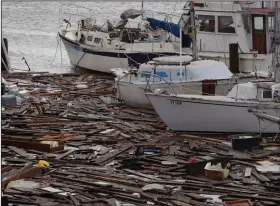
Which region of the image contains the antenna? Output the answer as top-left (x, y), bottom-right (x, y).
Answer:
top-left (141, 0), bottom-right (144, 18)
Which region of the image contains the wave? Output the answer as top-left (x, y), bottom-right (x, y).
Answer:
top-left (3, 29), bottom-right (58, 37)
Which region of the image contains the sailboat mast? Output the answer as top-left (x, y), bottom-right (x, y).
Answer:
top-left (141, 0), bottom-right (144, 15)
top-left (190, 1), bottom-right (198, 60)
top-left (180, 27), bottom-right (182, 81)
top-left (180, 0), bottom-right (183, 81)
top-left (274, 1), bottom-right (280, 82)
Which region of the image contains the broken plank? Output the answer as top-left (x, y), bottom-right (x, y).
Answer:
top-left (55, 149), bottom-right (75, 160)
top-left (3, 140), bottom-right (63, 153)
top-left (94, 144), bottom-right (133, 165)
top-left (252, 170), bottom-right (271, 182)
top-left (7, 146), bottom-right (34, 159)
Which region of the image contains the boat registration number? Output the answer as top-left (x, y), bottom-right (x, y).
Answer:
top-left (170, 100), bottom-right (182, 105)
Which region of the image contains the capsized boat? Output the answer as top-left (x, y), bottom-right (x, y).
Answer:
top-left (112, 55), bottom-right (234, 108)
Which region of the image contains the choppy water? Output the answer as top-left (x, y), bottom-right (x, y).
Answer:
top-left (2, 1), bottom-right (183, 73)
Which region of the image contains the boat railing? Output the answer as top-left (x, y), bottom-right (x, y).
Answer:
top-left (58, 4), bottom-right (96, 27)
top-left (115, 70), bottom-right (177, 96)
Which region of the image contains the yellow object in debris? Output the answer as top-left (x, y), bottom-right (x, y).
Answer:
top-left (38, 160), bottom-right (50, 167)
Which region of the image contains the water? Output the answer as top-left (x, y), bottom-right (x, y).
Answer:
top-left (2, 1), bottom-right (183, 73)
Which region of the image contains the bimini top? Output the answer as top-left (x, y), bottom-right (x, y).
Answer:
top-left (138, 59), bottom-right (233, 82)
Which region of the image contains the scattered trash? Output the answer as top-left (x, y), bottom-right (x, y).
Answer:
top-left (218, 199), bottom-right (253, 206)
top-left (40, 141), bottom-right (59, 148)
top-left (255, 165), bottom-right (280, 173)
top-left (161, 160), bottom-right (177, 165)
top-left (1, 73), bottom-right (280, 205)
top-left (39, 187), bottom-right (76, 196)
top-left (1, 94), bottom-right (17, 106)
top-left (142, 184), bottom-right (165, 191)
top-left (38, 160), bottom-right (50, 167)
top-left (7, 180), bottom-right (39, 191)
top-left (76, 84), bottom-right (88, 89)
top-left (231, 135), bottom-right (262, 150)
top-left (204, 162), bottom-right (230, 180)
top-left (199, 194), bottom-right (223, 204)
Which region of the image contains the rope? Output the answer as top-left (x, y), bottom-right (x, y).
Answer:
top-left (74, 52), bottom-right (86, 70)
top-left (49, 33), bottom-right (61, 66)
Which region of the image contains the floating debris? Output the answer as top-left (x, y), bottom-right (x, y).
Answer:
top-left (1, 72), bottom-right (280, 205)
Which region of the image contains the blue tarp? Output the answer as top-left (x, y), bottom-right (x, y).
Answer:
top-left (146, 17), bottom-right (192, 48)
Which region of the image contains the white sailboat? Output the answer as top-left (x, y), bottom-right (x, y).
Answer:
top-left (146, 81), bottom-right (280, 133)
top-left (145, 0), bottom-right (280, 134)
top-left (58, 6), bottom-right (177, 73)
top-left (112, 56), bottom-right (234, 108)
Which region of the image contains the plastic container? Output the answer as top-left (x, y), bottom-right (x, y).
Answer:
top-left (231, 135), bottom-right (262, 150)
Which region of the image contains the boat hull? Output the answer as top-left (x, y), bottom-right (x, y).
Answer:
top-left (60, 33), bottom-right (177, 73)
top-left (117, 80), bottom-right (231, 108)
top-left (146, 94), bottom-right (280, 133)
top-left (61, 37), bottom-right (128, 73)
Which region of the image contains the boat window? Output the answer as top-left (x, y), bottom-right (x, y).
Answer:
top-left (253, 16), bottom-right (264, 32)
top-left (140, 73), bottom-right (151, 81)
top-left (87, 36), bottom-right (93, 42)
top-left (268, 15), bottom-right (274, 32)
top-left (94, 38), bottom-right (101, 44)
top-left (198, 15), bottom-right (215, 32)
top-left (263, 90), bottom-right (272, 99)
top-left (218, 16), bottom-right (236, 33)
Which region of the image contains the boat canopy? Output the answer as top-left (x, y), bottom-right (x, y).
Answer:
top-left (146, 17), bottom-right (193, 48)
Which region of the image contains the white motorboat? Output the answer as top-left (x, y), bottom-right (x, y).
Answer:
top-left (172, 1), bottom-right (278, 77)
top-left (58, 8), bottom-right (178, 73)
top-left (112, 55), bottom-right (234, 108)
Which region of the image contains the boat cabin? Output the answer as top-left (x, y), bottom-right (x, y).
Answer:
top-left (227, 81), bottom-right (280, 101)
top-left (131, 56), bottom-right (232, 83)
top-left (183, 1), bottom-right (276, 54)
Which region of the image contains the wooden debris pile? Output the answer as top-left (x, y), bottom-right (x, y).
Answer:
top-left (1, 73), bottom-right (280, 206)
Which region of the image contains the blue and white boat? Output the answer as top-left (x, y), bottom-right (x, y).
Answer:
top-left (58, 8), bottom-right (193, 73)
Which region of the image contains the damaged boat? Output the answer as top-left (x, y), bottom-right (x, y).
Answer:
top-left (58, 8), bottom-right (177, 73)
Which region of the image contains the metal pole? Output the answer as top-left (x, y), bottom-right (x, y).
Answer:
top-left (180, 27), bottom-right (182, 81)
top-left (190, 1), bottom-right (198, 60)
top-left (179, 0), bottom-right (183, 81)
top-left (60, 38), bottom-right (63, 65)
top-left (273, 1), bottom-right (280, 82)
top-left (1, 38), bottom-right (11, 71)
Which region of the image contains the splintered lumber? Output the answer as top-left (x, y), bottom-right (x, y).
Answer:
top-left (3, 140), bottom-right (64, 153)
top-left (55, 149), bottom-right (75, 160)
top-left (2, 73), bottom-right (280, 206)
top-left (181, 134), bottom-right (225, 143)
top-left (94, 144), bottom-right (133, 165)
